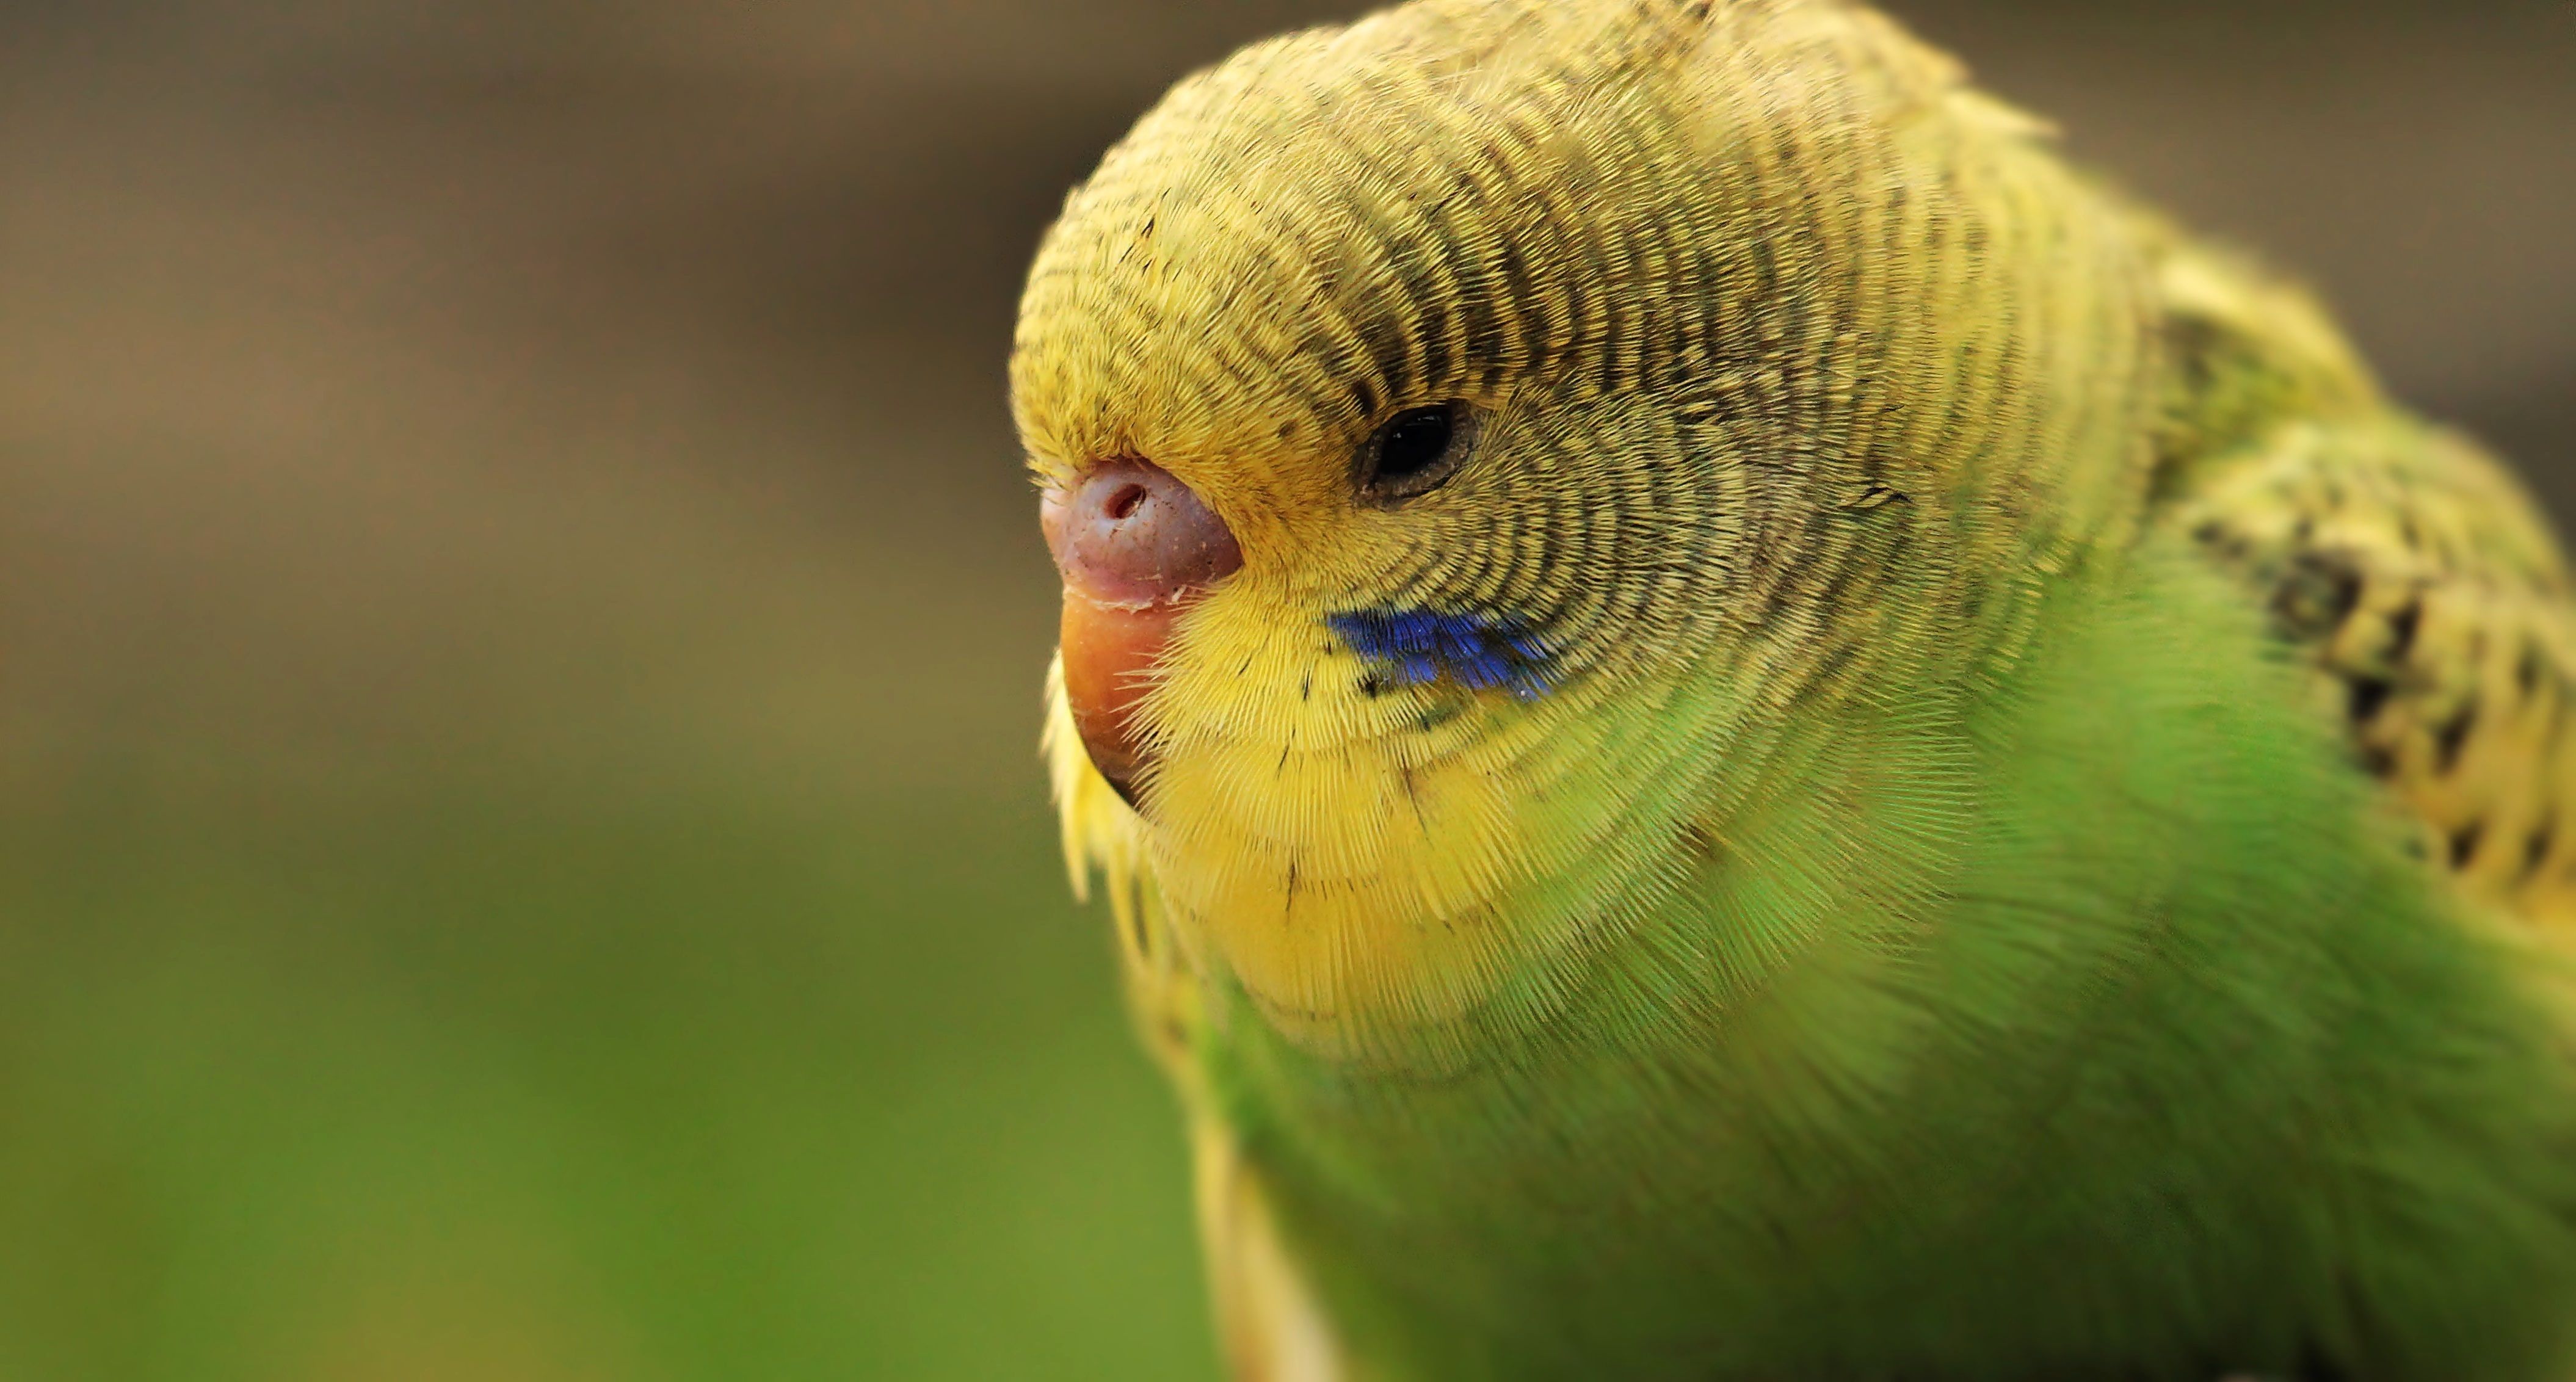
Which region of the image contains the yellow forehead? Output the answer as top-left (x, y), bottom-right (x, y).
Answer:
top-left (1007, 1), bottom-right (1729, 519)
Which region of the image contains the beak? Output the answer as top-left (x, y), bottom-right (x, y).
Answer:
top-left (1040, 458), bottom-right (1243, 805)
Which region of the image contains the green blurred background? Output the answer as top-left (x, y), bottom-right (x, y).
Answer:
top-left (0, 1), bottom-right (2567, 1377)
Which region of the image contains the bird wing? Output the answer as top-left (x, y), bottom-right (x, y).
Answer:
top-left (2155, 292), bottom-right (2576, 954)
top-left (1191, 1121), bottom-right (1349, 1382)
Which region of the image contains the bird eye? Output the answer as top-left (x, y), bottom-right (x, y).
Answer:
top-left (1360, 403), bottom-right (1470, 502)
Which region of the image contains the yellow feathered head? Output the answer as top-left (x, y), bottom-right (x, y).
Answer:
top-left (1013, 0), bottom-right (2155, 1060)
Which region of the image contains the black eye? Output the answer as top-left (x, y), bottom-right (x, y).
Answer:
top-left (1360, 403), bottom-right (1470, 501)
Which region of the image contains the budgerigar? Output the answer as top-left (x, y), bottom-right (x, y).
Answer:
top-left (1012, 2), bottom-right (2576, 1377)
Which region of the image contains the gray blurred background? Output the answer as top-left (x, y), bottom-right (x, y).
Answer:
top-left (1, 2), bottom-right (2569, 1378)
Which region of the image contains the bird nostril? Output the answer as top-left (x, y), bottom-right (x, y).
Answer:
top-left (1102, 483), bottom-right (1149, 522)
top-left (1043, 458), bottom-right (1241, 607)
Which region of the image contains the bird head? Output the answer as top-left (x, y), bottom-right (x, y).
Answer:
top-left (1013, 0), bottom-right (2156, 1063)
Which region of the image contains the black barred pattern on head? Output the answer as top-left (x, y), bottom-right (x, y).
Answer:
top-left (1020, 0), bottom-right (2171, 1052)
top-left (1014, 0), bottom-right (2160, 750)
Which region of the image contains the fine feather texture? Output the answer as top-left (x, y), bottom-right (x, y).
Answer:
top-left (1015, 1), bottom-right (2576, 1377)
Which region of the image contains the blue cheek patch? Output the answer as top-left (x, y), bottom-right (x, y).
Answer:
top-left (1325, 608), bottom-right (1558, 702)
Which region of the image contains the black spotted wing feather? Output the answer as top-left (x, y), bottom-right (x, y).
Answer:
top-left (2175, 414), bottom-right (2576, 938)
